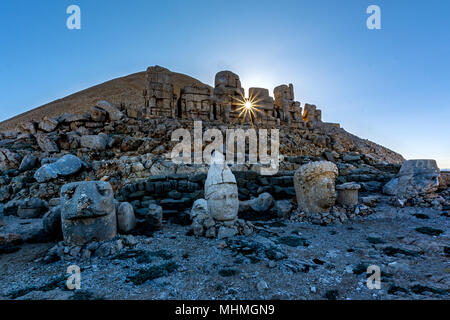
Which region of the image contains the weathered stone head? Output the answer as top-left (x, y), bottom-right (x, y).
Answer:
top-left (60, 181), bottom-right (117, 245)
top-left (294, 161), bottom-right (338, 214)
top-left (204, 152), bottom-right (239, 221)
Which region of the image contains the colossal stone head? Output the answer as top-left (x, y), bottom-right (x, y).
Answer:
top-left (204, 152), bottom-right (239, 221)
top-left (293, 161), bottom-right (338, 214)
top-left (60, 181), bottom-right (117, 245)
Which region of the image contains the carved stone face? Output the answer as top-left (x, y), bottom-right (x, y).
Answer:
top-left (310, 173), bottom-right (336, 209)
top-left (61, 181), bottom-right (117, 245)
top-left (294, 161), bottom-right (338, 214)
top-left (206, 184), bottom-right (239, 221)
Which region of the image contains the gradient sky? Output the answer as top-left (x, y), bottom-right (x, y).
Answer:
top-left (0, 0), bottom-right (449, 168)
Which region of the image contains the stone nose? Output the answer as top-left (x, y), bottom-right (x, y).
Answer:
top-left (77, 194), bottom-right (91, 212)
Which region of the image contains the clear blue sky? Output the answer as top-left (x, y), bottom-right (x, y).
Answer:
top-left (0, 0), bottom-right (449, 168)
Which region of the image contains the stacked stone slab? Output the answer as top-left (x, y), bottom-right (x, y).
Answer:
top-left (274, 84), bottom-right (304, 126)
top-left (303, 104), bottom-right (322, 126)
top-left (143, 66), bottom-right (177, 118)
top-left (179, 86), bottom-right (212, 120)
top-left (212, 71), bottom-right (245, 123)
top-left (248, 88), bottom-right (276, 124)
top-left (140, 66), bottom-right (326, 127)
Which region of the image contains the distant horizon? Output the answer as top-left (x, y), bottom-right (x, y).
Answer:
top-left (0, 0), bottom-right (449, 168)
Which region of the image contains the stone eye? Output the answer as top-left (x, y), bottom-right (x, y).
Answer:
top-left (96, 185), bottom-right (110, 196)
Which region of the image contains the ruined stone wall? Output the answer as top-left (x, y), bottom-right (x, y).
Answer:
top-left (140, 67), bottom-right (325, 128)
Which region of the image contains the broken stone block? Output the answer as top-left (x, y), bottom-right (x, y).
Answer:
top-left (80, 133), bottom-right (110, 151)
top-left (17, 198), bottom-right (48, 219)
top-left (90, 106), bottom-right (107, 122)
top-left (96, 100), bottom-right (124, 121)
top-left (38, 117), bottom-right (59, 133)
top-left (336, 182), bottom-right (361, 207)
top-left (36, 134), bottom-right (59, 153)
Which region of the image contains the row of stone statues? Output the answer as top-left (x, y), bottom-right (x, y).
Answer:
top-left (59, 156), bottom-right (359, 245)
top-left (143, 66), bottom-right (323, 126)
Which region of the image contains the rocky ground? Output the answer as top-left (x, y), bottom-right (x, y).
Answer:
top-left (1, 195), bottom-right (448, 300)
top-left (0, 100), bottom-right (448, 301)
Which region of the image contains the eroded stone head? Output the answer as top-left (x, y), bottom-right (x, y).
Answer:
top-left (60, 181), bottom-right (117, 245)
top-left (294, 161), bottom-right (338, 214)
top-left (204, 152), bottom-right (239, 221)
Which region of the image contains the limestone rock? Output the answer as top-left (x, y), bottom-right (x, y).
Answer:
top-left (273, 200), bottom-right (293, 218)
top-left (293, 161), bottom-right (338, 214)
top-left (36, 134), bottom-right (59, 153)
top-left (60, 181), bottom-right (117, 245)
top-left (34, 154), bottom-right (84, 182)
top-left (96, 100), bottom-right (124, 121)
top-left (383, 159), bottom-right (440, 199)
top-left (248, 192), bottom-right (274, 212)
top-left (19, 154), bottom-right (38, 172)
top-left (0, 148), bottom-right (22, 171)
top-left (17, 198), bottom-right (48, 219)
top-left (117, 202), bottom-right (136, 233)
top-left (144, 204), bottom-right (163, 230)
top-left (38, 117), bottom-right (59, 132)
top-left (80, 133), bottom-right (111, 151)
top-left (42, 205), bottom-right (62, 238)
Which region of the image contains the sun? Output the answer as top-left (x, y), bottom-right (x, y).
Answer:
top-left (244, 101), bottom-right (253, 110)
top-left (231, 94), bottom-right (263, 124)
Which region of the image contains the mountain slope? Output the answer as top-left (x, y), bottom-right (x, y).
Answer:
top-left (0, 70), bottom-right (211, 131)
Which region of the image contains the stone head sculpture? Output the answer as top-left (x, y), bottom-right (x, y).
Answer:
top-left (204, 152), bottom-right (239, 221)
top-left (294, 161), bottom-right (338, 214)
top-left (61, 181), bottom-right (117, 245)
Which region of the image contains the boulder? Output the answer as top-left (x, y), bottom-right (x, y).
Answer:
top-left (383, 159), bottom-right (440, 199)
top-left (38, 117), bottom-right (59, 132)
top-left (96, 100), bottom-right (124, 121)
top-left (248, 192), bottom-right (274, 212)
top-left (117, 202), bottom-right (136, 233)
top-left (36, 134), bottom-right (59, 153)
top-left (0, 148), bottom-right (22, 171)
top-left (143, 204), bottom-right (163, 230)
top-left (42, 205), bottom-right (62, 239)
top-left (273, 200), bottom-right (292, 218)
top-left (16, 198), bottom-right (48, 219)
top-left (80, 133), bottom-right (111, 151)
top-left (34, 154), bottom-right (84, 182)
top-left (19, 154), bottom-right (38, 172)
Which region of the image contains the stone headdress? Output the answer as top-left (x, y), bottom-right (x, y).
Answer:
top-left (204, 152), bottom-right (237, 199)
top-left (295, 161), bottom-right (338, 183)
